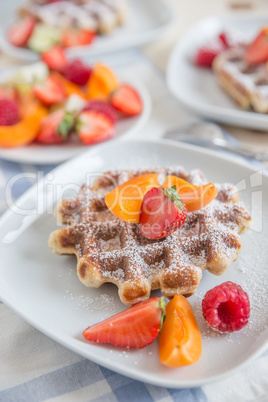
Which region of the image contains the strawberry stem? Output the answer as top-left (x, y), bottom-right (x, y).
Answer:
top-left (163, 185), bottom-right (185, 211)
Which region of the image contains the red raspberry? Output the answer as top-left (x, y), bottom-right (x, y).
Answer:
top-left (0, 98), bottom-right (19, 126)
top-left (64, 59), bottom-right (92, 86)
top-left (83, 100), bottom-right (117, 124)
top-left (202, 281), bottom-right (250, 332)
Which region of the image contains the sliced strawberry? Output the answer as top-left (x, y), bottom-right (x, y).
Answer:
top-left (41, 46), bottom-right (68, 73)
top-left (33, 75), bottom-right (65, 105)
top-left (61, 28), bottom-right (96, 48)
top-left (83, 297), bottom-right (166, 349)
top-left (139, 185), bottom-right (188, 240)
top-left (36, 109), bottom-right (65, 144)
top-left (77, 110), bottom-right (114, 145)
top-left (110, 84), bottom-right (143, 116)
top-left (83, 100), bottom-right (117, 124)
top-left (245, 28), bottom-right (268, 65)
top-left (7, 16), bottom-right (36, 47)
top-left (64, 59), bottom-right (92, 86)
top-left (195, 37), bottom-right (227, 68)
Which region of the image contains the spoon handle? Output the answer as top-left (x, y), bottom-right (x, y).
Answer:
top-left (165, 128), bottom-right (268, 162)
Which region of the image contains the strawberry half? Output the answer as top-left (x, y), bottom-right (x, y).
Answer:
top-left (139, 185), bottom-right (188, 240)
top-left (36, 109), bottom-right (65, 144)
top-left (41, 46), bottom-right (68, 73)
top-left (61, 28), bottom-right (95, 48)
top-left (7, 16), bottom-right (36, 47)
top-left (245, 28), bottom-right (268, 65)
top-left (83, 297), bottom-right (166, 349)
top-left (77, 110), bottom-right (114, 145)
top-left (110, 84), bottom-right (143, 116)
top-left (33, 75), bottom-right (65, 105)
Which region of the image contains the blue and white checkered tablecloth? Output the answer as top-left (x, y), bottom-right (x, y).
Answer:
top-left (0, 52), bottom-right (268, 402)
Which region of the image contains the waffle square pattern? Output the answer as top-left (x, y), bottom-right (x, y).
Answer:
top-left (49, 167), bottom-right (252, 305)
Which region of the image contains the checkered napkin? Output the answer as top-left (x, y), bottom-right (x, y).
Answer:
top-left (0, 54), bottom-right (268, 402)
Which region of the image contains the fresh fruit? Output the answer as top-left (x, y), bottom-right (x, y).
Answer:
top-left (83, 297), bottom-right (166, 349)
top-left (61, 28), bottom-right (95, 48)
top-left (27, 24), bottom-right (61, 53)
top-left (33, 75), bottom-right (65, 105)
top-left (55, 74), bottom-right (87, 98)
top-left (162, 176), bottom-right (218, 212)
top-left (105, 174), bottom-right (160, 223)
top-left (87, 63), bottom-right (119, 100)
top-left (202, 281), bottom-right (250, 333)
top-left (7, 16), bottom-right (36, 47)
top-left (64, 59), bottom-right (92, 86)
top-left (0, 99), bottom-right (19, 126)
top-left (195, 36), bottom-right (227, 68)
top-left (245, 27), bottom-right (268, 65)
top-left (36, 109), bottom-right (69, 144)
top-left (83, 100), bottom-right (117, 124)
top-left (0, 87), bottom-right (18, 102)
top-left (41, 46), bottom-right (68, 73)
top-left (0, 103), bottom-right (48, 147)
top-left (110, 84), bottom-right (143, 116)
top-left (77, 110), bottom-right (114, 145)
top-left (159, 294), bottom-right (202, 367)
top-left (139, 185), bottom-right (187, 240)
top-left (105, 174), bottom-right (217, 223)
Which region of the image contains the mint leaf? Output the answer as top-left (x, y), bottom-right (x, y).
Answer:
top-left (163, 185), bottom-right (185, 211)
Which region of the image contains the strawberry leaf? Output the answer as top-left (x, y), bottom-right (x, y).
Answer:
top-left (163, 185), bottom-right (185, 211)
top-left (57, 111), bottom-right (76, 139)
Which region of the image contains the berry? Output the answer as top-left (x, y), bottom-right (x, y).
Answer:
top-left (110, 84), bottom-right (143, 116)
top-left (83, 100), bottom-right (117, 124)
top-left (36, 109), bottom-right (65, 144)
top-left (64, 59), bottom-right (92, 86)
top-left (0, 99), bottom-right (20, 126)
top-left (139, 185), bottom-right (188, 240)
top-left (195, 37), bottom-right (226, 68)
top-left (61, 28), bottom-right (95, 48)
top-left (83, 297), bottom-right (166, 349)
top-left (77, 110), bottom-right (114, 145)
top-left (245, 28), bottom-right (268, 65)
top-left (7, 16), bottom-right (36, 47)
top-left (34, 75), bottom-right (65, 105)
top-left (41, 46), bottom-right (68, 73)
top-left (202, 281), bottom-right (250, 333)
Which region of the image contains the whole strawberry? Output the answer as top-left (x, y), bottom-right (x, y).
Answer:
top-left (0, 99), bottom-right (20, 126)
top-left (139, 185), bottom-right (188, 240)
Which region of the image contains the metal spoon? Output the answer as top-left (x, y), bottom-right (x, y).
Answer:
top-left (164, 122), bottom-right (268, 161)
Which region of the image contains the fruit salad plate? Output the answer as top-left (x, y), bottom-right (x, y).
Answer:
top-left (0, 66), bottom-right (151, 165)
top-left (167, 15), bottom-right (268, 131)
top-left (0, 139), bottom-right (267, 388)
top-left (0, 0), bottom-right (172, 62)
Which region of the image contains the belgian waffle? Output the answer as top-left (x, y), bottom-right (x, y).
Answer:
top-left (213, 45), bottom-right (268, 113)
top-left (19, 0), bottom-right (127, 34)
top-left (49, 167), bottom-right (252, 305)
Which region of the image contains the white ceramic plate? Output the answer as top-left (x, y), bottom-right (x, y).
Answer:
top-left (0, 70), bottom-right (151, 165)
top-left (167, 15), bottom-right (268, 131)
top-left (0, 139), bottom-right (267, 388)
top-left (0, 0), bottom-right (172, 62)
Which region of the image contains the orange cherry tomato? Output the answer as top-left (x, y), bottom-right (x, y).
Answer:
top-left (159, 294), bottom-right (202, 367)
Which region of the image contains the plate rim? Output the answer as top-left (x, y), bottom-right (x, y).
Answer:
top-left (0, 138), bottom-right (268, 389)
top-left (167, 14), bottom-right (268, 131)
